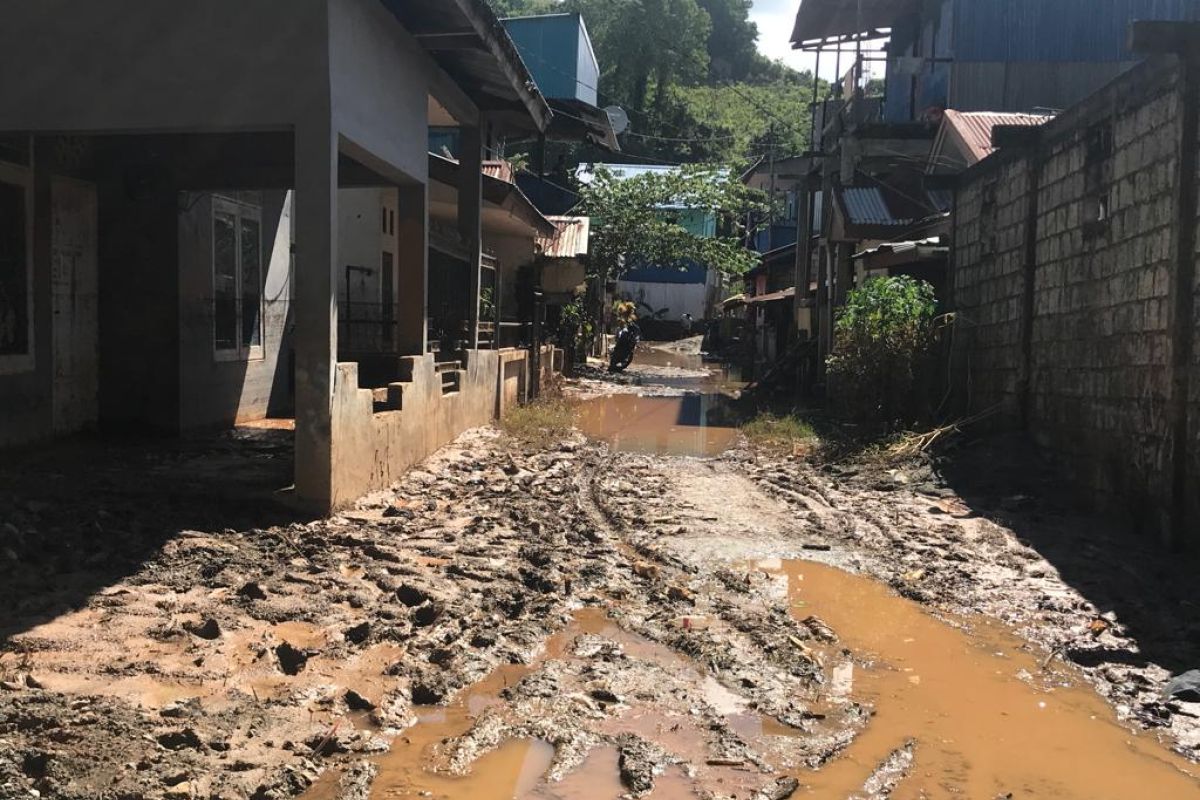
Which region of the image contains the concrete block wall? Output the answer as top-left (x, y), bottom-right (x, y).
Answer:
top-left (953, 157), bottom-right (1033, 415)
top-left (328, 348), bottom-right (536, 508)
top-left (953, 58), bottom-right (1193, 537)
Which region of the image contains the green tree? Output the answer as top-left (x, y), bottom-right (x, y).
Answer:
top-left (826, 276), bottom-right (938, 429)
top-left (577, 164), bottom-right (767, 308)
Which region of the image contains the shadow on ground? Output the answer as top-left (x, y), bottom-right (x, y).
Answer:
top-left (937, 432), bottom-right (1200, 677)
top-left (0, 429), bottom-right (312, 644)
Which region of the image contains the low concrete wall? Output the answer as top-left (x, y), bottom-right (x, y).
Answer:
top-left (327, 347), bottom-right (536, 508)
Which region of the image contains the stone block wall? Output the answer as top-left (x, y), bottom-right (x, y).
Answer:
top-left (953, 58), bottom-right (1195, 539)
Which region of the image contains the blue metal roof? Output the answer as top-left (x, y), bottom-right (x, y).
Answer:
top-left (954, 0), bottom-right (1200, 63)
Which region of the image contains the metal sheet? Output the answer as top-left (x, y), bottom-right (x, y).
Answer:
top-left (954, 0), bottom-right (1200, 63)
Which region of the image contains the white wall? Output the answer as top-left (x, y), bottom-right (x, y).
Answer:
top-left (615, 280), bottom-right (708, 322)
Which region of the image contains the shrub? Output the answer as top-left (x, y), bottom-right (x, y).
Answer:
top-left (826, 276), bottom-right (936, 429)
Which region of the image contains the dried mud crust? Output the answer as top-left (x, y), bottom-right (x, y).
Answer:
top-left (0, 430), bottom-right (871, 800)
top-left (732, 440), bottom-right (1200, 761)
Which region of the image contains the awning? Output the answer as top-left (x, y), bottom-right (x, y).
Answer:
top-left (791, 0), bottom-right (918, 45)
top-left (722, 293), bottom-right (748, 309)
top-left (853, 237), bottom-right (948, 271)
top-left (538, 216), bottom-right (590, 259)
top-left (546, 98), bottom-right (621, 152)
top-left (747, 287), bottom-right (797, 305)
top-left (430, 154), bottom-right (557, 237)
top-left (383, 0), bottom-right (552, 135)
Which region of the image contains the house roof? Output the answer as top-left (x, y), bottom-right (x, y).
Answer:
top-left (538, 216), bottom-right (591, 258)
top-left (747, 287), bottom-right (796, 305)
top-left (382, 0), bottom-right (552, 134)
top-left (791, 0), bottom-right (918, 44)
top-left (839, 186), bottom-right (928, 227)
top-left (930, 110), bottom-right (1052, 172)
top-left (546, 98), bottom-right (620, 151)
top-left (835, 183), bottom-right (949, 238)
top-left (431, 154), bottom-right (557, 237)
top-left (852, 237), bottom-right (946, 260)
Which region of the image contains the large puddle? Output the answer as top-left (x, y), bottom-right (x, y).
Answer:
top-left (575, 393), bottom-right (739, 457)
top-left (575, 343), bottom-right (743, 457)
top-left (303, 563), bottom-right (1200, 799)
top-left (766, 559), bottom-right (1200, 798)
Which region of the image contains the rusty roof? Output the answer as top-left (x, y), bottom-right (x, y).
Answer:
top-left (482, 160), bottom-right (516, 185)
top-left (933, 110), bottom-right (1052, 169)
top-left (538, 216), bottom-right (590, 258)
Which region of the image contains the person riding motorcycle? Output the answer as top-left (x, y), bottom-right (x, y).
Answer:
top-left (609, 301), bottom-right (641, 373)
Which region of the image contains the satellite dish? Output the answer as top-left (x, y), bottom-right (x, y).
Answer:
top-left (604, 105), bottom-right (630, 135)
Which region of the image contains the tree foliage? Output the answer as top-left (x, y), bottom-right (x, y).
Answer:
top-left (488, 0), bottom-right (817, 165)
top-left (576, 165), bottom-right (767, 291)
top-left (826, 277), bottom-right (938, 428)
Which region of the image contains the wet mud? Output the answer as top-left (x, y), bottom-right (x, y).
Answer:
top-left (3, 347), bottom-right (1200, 799)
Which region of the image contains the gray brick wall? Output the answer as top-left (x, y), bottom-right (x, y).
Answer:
top-left (953, 61), bottom-right (1189, 537)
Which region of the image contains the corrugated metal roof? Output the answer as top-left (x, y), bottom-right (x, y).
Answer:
top-left (538, 216), bottom-right (590, 258)
top-left (839, 187), bottom-right (919, 227)
top-left (954, 0), bottom-right (1200, 63)
top-left (940, 110), bottom-right (1051, 165)
top-left (791, 0), bottom-right (919, 43)
top-left (852, 237), bottom-right (946, 259)
top-left (482, 160), bottom-right (516, 185)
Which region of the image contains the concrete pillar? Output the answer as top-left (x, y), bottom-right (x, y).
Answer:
top-left (396, 182), bottom-right (428, 356)
top-left (458, 125), bottom-right (483, 349)
top-left (293, 122), bottom-right (339, 510)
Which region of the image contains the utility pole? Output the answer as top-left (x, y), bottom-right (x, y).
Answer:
top-left (767, 123), bottom-right (777, 252)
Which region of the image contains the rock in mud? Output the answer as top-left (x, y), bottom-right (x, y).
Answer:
top-left (185, 617), bottom-right (222, 640)
top-left (345, 690), bottom-right (376, 712)
top-left (274, 642), bottom-right (310, 675)
top-left (157, 728), bottom-right (204, 751)
top-left (344, 621), bottom-right (372, 645)
top-left (752, 776), bottom-right (800, 800)
top-left (1166, 670), bottom-right (1200, 703)
top-left (411, 600), bottom-right (445, 627)
top-left (238, 581), bottom-right (268, 600)
top-left (617, 735), bottom-right (662, 796)
top-left (337, 760), bottom-right (378, 800)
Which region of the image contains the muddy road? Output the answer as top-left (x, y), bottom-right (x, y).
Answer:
top-left (1, 343), bottom-right (1199, 799)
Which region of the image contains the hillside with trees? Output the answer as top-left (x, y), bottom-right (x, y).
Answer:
top-left (489, 0), bottom-right (821, 166)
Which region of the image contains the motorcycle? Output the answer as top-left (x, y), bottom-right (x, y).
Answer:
top-left (608, 322), bottom-right (641, 372)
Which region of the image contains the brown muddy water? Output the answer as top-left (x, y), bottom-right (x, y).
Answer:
top-left (574, 393), bottom-right (739, 457)
top-left (765, 559), bottom-right (1200, 799)
top-left (306, 561), bottom-right (1200, 799)
top-left (575, 344), bottom-right (744, 457)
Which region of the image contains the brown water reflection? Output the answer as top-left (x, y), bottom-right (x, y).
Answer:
top-left (762, 559), bottom-right (1200, 799)
top-left (575, 394), bottom-right (739, 457)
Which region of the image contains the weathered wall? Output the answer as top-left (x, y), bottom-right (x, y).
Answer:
top-left (328, 348), bottom-right (534, 508)
top-left (178, 191), bottom-right (295, 431)
top-left (953, 59), bottom-right (1192, 538)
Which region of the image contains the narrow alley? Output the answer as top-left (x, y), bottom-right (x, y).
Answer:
top-left (3, 344), bottom-right (1198, 799)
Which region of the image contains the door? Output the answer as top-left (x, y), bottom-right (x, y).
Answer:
top-left (51, 177), bottom-right (98, 434)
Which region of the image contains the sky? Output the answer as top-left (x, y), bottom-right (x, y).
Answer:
top-left (748, 0), bottom-right (883, 80)
top-left (748, 0), bottom-right (810, 70)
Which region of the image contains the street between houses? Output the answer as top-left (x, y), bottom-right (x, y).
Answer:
top-left (2, 344), bottom-right (1199, 800)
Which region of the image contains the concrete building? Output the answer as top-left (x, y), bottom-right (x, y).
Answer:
top-left (949, 22), bottom-right (1200, 546)
top-left (0, 0), bottom-right (557, 512)
top-left (786, 0), bottom-right (1200, 387)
